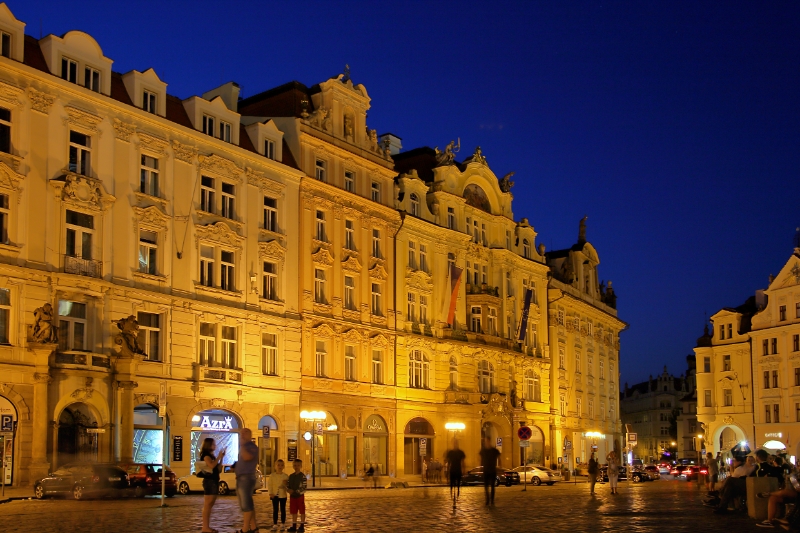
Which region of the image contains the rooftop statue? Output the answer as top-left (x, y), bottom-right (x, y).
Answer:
top-left (499, 172), bottom-right (515, 193)
top-left (578, 215), bottom-right (588, 243)
top-left (434, 139), bottom-right (460, 166)
top-left (471, 146), bottom-right (486, 165)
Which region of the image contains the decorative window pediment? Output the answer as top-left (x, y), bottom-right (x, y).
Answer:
top-left (342, 255), bottom-right (362, 273)
top-left (0, 161), bottom-right (23, 192)
top-left (312, 248), bottom-right (335, 267)
top-left (137, 132), bottom-right (169, 156)
top-left (370, 333), bottom-right (390, 348)
top-left (133, 205), bottom-right (169, 230)
top-left (172, 140), bottom-right (198, 164)
top-left (259, 240), bottom-right (286, 261)
top-left (343, 328), bottom-right (363, 343)
top-left (64, 106), bottom-right (103, 133)
top-left (312, 322), bottom-right (335, 339)
top-left (112, 119), bottom-right (136, 142)
top-left (406, 270), bottom-right (433, 291)
top-left (246, 167), bottom-right (285, 197)
top-left (198, 153), bottom-right (243, 183)
top-left (195, 221), bottom-right (244, 249)
top-left (50, 173), bottom-right (115, 211)
top-left (369, 264), bottom-right (388, 281)
top-left (0, 80), bottom-right (23, 108)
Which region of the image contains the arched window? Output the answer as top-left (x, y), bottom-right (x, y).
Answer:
top-left (449, 357), bottom-right (458, 391)
top-left (478, 360), bottom-right (494, 394)
top-left (409, 193), bottom-right (419, 216)
top-left (522, 239), bottom-right (531, 258)
top-left (408, 350), bottom-right (430, 389)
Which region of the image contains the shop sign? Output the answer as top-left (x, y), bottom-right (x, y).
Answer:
top-left (173, 436), bottom-right (183, 462)
top-left (86, 428), bottom-right (105, 434)
top-left (287, 439), bottom-right (297, 462)
top-left (765, 432), bottom-right (783, 438)
top-left (496, 438), bottom-right (503, 448)
top-left (520, 440), bottom-right (530, 448)
top-left (158, 382), bottom-right (167, 417)
top-left (364, 415), bottom-right (385, 433)
top-left (198, 415), bottom-right (234, 431)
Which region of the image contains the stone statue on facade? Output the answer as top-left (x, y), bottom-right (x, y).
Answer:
top-left (434, 139), bottom-right (459, 166)
top-left (305, 106), bottom-right (330, 132)
top-left (32, 303), bottom-right (58, 343)
top-left (113, 315), bottom-right (146, 357)
top-left (499, 172), bottom-right (515, 193)
top-left (602, 281), bottom-right (617, 309)
top-left (343, 113), bottom-right (354, 141)
top-left (471, 146), bottom-right (486, 165)
top-left (578, 215), bottom-right (588, 243)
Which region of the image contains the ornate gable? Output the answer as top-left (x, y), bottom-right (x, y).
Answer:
top-left (343, 328), bottom-right (363, 343)
top-left (246, 167), bottom-right (285, 197)
top-left (370, 333), bottom-right (390, 347)
top-left (133, 205), bottom-right (169, 230)
top-left (195, 221), bottom-right (244, 249)
top-left (50, 173), bottom-right (115, 211)
top-left (199, 153), bottom-right (243, 182)
top-left (406, 270), bottom-right (433, 291)
top-left (0, 161), bottom-right (23, 192)
top-left (137, 132), bottom-right (170, 155)
top-left (64, 106), bottom-right (103, 133)
top-left (341, 255), bottom-right (362, 273)
top-left (312, 323), bottom-right (335, 339)
top-left (369, 264), bottom-right (388, 281)
top-left (259, 240), bottom-right (286, 260)
top-left (312, 248), bottom-right (335, 267)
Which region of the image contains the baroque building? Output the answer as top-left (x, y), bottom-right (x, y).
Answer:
top-left (0, 4), bottom-right (625, 487)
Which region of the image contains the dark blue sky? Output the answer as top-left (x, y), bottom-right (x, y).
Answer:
top-left (16, 1), bottom-right (800, 385)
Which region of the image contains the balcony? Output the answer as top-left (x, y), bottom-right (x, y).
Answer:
top-left (64, 256), bottom-right (102, 278)
top-left (198, 365), bottom-right (243, 384)
top-left (53, 350), bottom-right (110, 369)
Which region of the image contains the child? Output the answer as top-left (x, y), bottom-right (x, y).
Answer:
top-left (268, 459), bottom-right (289, 531)
top-left (287, 459), bottom-right (307, 533)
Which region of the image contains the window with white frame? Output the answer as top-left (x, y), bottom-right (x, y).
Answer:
top-left (482, 265), bottom-right (487, 284)
top-left (371, 283), bottom-right (382, 316)
top-left (344, 275), bottom-right (356, 310)
top-left (138, 230), bottom-right (157, 275)
top-left (559, 345), bottom-right (565, 369)
top-left (61, 57), bottom-right (78, 83)
top-left (473, 219), bottom-right (479, 242)
top-left (262, 333), bottom-right (278, 375)
top-left (372, 349), bottom-right (383, 384)
top-left (589, 399), bottom-right (595, 418)
top-left (199, 322), bottom-right (215, 366)
top-left (221, 182), bottom-right (235, 219)
top-left (68, 131), bottom-right (91, 175)
top-left (200, 176), bottom-right (215, 213)
top-left (0, 288), bottom-right (9, 344)
top-left (408, 350), bottom-right (430, 389)
top-left (420, 295), bottom-right (428, 324)
top-left (419, 244), bottom-right (428, 272)
top-left (137, 312), bottom-right (160, 361)
top-left (408, 241), bottom-right (416, 269)
top-left (575, 352), bottom-right (581, 373)
top-left (262, 261), bottom-right (277, 300)
top-left (525, 370), bottom-right (535, 400)
top-left (202, 115), bottom-right (215, 137)
top-left (449, 357), bottom-right (458, 390)
top-left (199, 245), bottom-right (214, 287)
top-left (140, 155), bottom-right (159, 196)
top-left (407, 292), bottom-right (416, 322)
top-left (0, 32), bottom-right (9, 59)
top-left (219, 121), bottom-right (231, 142)
top-left (315, 340), bottom-right (326, 377)
top-left (264, 139), bottom-right (275, 160)
top-left (481, 223), bottom-right (487, 246)
top-left (371, 181), bottom-right (380, 202)
top-left (587, 355), bottom-right (594, 376)
top-left (65, 210), bottom-right (93, 260)
top-left (372, 228), bottom-right (381, 258)
top-left (0, 194), bottom-right (12, 244)
top-left (410, 193), bottom-right (419, 216)
top-left (345, 345), bottom-right (356, 381)
top-left (220, 250), bottom-right (235, 291)
top-left (315, 210), bottom-right (326, 241)
top-left (522, 239), bottom-right (531, 258)
top-left (533, 372), bottom-right (541, 401)
top-left (315, 159), bottom-right (326, 182)
top-left (447, 207), bottom-right (456, 230)
top-left (600, 402), bottom-right (606, 420)
top-left (478, 360), bottom-right (495, 394)
top-left (470, 306), bottom-right (482, 333)
top-left (600, 359), bottom-right (605, 380)
top-left (142, 90), bottom-right (157, 113)
top-left (221, 326), bottom-right (237, 368)
top-left (84, 66), bottom-right (100, 92)
top-left (344, 219), bottom-right (355, 250)
top-left (557, 309), bottom-right (565, 325)
top-left (263, 197), bottom-right (278, 232)
top-left (560, 394), bottom-right (566, 416)
top-left (487, 308), bottom-right (497, 336)
top-left (314, 268), bottom-right (326, 303)
top-left (344, 171), bottom-right (355, 192)
top-left (57, 300), bottom-right (86, 351)
top-left (0, 107), bottom-right (10, 154)
top-left (576, 397), bottom-right (582, 417)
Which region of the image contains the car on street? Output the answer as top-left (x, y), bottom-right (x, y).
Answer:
top-left (679, 466), bottom-right (707, 481)
top-left (177, 465), bottom-right (263, 496)
top-left (644, 465), bottom-right (661, 480)
top-left (629, 466), bottom-right (653, 483)
top-left (119, 463), bottom-right (177, 497)
top-left (511, 465), bottom-right (561, 486)
top-left (657, 463), bottom-right (672, 474)
top-left (34, 463), bottom-right (130, 500)
top-left (596, 466), bottom-right (628, 483)
top-left (669, 466), bottom-right (682, 476)
top-left (461, 467), bottom-right (520, 486)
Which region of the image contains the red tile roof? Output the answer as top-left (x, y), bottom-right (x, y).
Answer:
top-left (23, 35), bottom-right (48, 72)
top-left (110, 72), bottom-right (133, 106)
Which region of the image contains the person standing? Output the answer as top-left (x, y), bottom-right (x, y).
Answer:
top-left (587, 452), bottom-right (600, 495)
top-left (422, 457), bottom-right (428, 484)
top-left (268, 459), bottom-right (289, 531)
top-left (706, 452), bottom-right (719, 493)
top-left (606, 450), bottom-right (620, 495)
top-left (234, 429), bottom-right (260, 533)
top-left (287, 459), bottom-right (307, 533)
top-left (199, 437), bottom-right (225, 533)
top-left (445, 440), bottom-right (466, 501)
top-left (479, 437), bottom-right (501, 506)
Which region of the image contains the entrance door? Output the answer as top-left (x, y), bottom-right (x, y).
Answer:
top-left (404, 437), bottom-right (433, 475)
top-left (259, 437), bottom-right (279, 475)
top-left (346, 437), bottom-right (356, 476)
top-left (57, 404), bottom-right (99, 467)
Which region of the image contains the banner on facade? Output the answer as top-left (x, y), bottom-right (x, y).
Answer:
top-left (516, 288), bottom-right (534, 343)
top-left (442, 264), bottom-right (463, 326)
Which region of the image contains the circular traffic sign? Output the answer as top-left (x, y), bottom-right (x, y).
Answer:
top-left (517, 426), bottom-right (532, 441)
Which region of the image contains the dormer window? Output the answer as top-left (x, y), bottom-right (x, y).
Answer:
top-left (68, 131), bottom-right (91, 176)
top-left (143, 90), bottom-right (157, 114)
top-left (0, 32), bottom-right (9, 58)
top-left (522, 239), bottom-right (531, 258)
top-left (409, 193), bottom-right (419, 216)
top-left (61, 57), bottom-right (78, 84)
top-left (84, 66), bottom-right (100, 92)
top-left (315, 159), bottom-right (327, 182)
top-left (264, 139), bottom-right (275, 160)
top-left (202, 115), bottom-right (215, 136)
top-left (219, 121), bottom-right (231, 142)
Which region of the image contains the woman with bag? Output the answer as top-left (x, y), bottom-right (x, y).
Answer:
top-left (199, 437), bottom-right (226, 533)
top-left (606, 450), bottom-right (620, 495)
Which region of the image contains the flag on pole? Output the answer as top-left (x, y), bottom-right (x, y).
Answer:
top-left (517, 288), bottom-right (534, 343)
top-left (443, 264), bottom-right (463, 326)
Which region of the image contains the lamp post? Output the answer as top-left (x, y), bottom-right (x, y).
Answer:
top-left (300, 410), bottom-right (327, 488)
top-left (695, 434), bottom-right (703, 466)
top-left (445, 422), bottom-right (465, 448)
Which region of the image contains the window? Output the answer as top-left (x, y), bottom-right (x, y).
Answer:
top-left (763, 338), bottom-right (769, 355)
top-left (704, 389), bottom-right (712, 407)
top-left (525, 370), bottom-right (535, 400)
top-left (140, 155), bottom-right (159, 196)
top-left (221, 326), bottom-right (237, 368)
top-left (589, 399), bottom-right (595, 418)
top-left (199, 245), bottom-right (214, 287)
top-left (773, 370), bottom-right (779, 389)
top-left (773, 338), bottom-right (778, 354)
top-left (522, 239), bottom-right (531, 258)
top-left (482, 265), bottom-right (488, 284)
top-left (723, 354), bottom-right (731, 372)
top-left (315, 159), bottom-right (326, 182)
top-left (478, 360), bottom-right (494, 393)
top-left (780, 305), bottom-right (787, 321)
top-left (408, 241), bottom-right (416, 269)
top-left (794, 334), bottom-right (799, 352)
top-left (576, 397), bottom-right (582, 417)
top-left (200, 176), bottom-right (215, 213)
top-left (220, 250), bottom-right (235, 291)
top-left (263, 197), bottom-right (278, 232)
top-left (703, 357), bottom-right (711, 373)
top-left (371, 228), bottom-right (381, 258)
top-left (0, 31), bottom-right (9, 58)
top-left (766, 405), bottom-right (772, 424)
top-left (774, 404), bottom-right (780, 424)
top-left (262, 333), bottom-right (278, 376)
top-left (795, 367), bottom-right (800, 387)
top-left (470, 306), bottom-right (482, 333)
top-left (199, 322), bottom-right (215, 366)
top-left (65, 210), bottom-right (93, 259)
top-left (449, 357), bottom-right (458, 390)
top-left (344, 171), bottom-right (355, 192)
top-left (344, 275), bottom-right (356, 310)
top-left (600, 402), bottom-right (606, 420)
top-left (68, 131), bottom-right (91, 175)
top-left (264, 139), bottom-right (275, 160)
top-left (202, 115), bottom-right (215, 136)
top-left (262, 262), bottom-right (277, 300)
top-left (796, 403), bottom-right (800, 423)
top-left (473, 219), bottom-right (479, 242)
top-left (83, 66), bottom-right (100, 92)
top-left (345, 345), bottom-right (356, 381)
top-left (660, 426), bottom-right (669, 436)
top-left (728, 323), bottom-right (733, 338)
top-left (142, 90), bottom-right (157, 113)
top-left (138, 230), bottom-right (157, 275)
top-left (341, 219), bottom-right (355, 250)
top-left (447, 207), bottom-right (456, 230)
top-left (506, 272), bottom-right (513, 296)
top-left (599, 360), bottom-right (605, 380)
top-left (408, 350), bottom-right (430, 389)
top-left (409, 193), bottom-right (419, 216)
top-left (559, 346), bottom-right (565, 369)
top-left (560, 394), bottom-right (566, 416)
top-left (419, 244), bottom-right (428, 272)
top-left (61, 57), bottom-right (78, 83)
top-left (371, 181), bottom-right (380, 202)
top-left (315, 211), bottom-right (326, 241)
top-left (796, 302), bottom-right (800, 319)
top-left (372, 349), bottom-right (383, 384)
top-left (575, 352), bottom-right (581, 373)
top-left (407, 292), bottom-right (416, 323)
top-left (57, 300), bottom-right (86, 351)
top-left (137, 312), bottom-right (160, 361)
top-left (314, 269), bottom-right (326, 304)
top-left (719, 324), bottom-right (725, 340)
top-left (723, 388), bottom-right (732, 407)
top-left (420, 295), bottom-right (428, 324)
top-left (371, 283), bottom-right (382, 316)
top-left (221, 183), bottom-right (235, 219)
top-left (315, 340), bottom-right (326, 377)
top-left (0, 288), bottom-right (8, 344)
top-left (557, 309), bottom-right (565, 326)
top-left (487, 308), bottom-right (497, 336)
top-left (219, 121), bottom-right (231, 142)
top-left (587, 356), bottom-right (594, 376)
top-left (0, 107), bottom-right (10, 153)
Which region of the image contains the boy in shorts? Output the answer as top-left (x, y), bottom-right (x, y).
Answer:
top-left (287, 459), bottom-right (307, 533)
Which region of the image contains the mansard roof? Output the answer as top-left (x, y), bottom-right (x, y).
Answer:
top-left (237, 80), bottom-right (320, 118)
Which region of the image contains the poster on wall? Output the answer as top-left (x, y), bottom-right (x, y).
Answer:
top-left (0, 396), bottom-right (16, 485)
top-left (287, 439), bottom-right (297, 462)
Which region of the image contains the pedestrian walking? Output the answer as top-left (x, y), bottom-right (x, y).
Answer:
top-left (606, 450), bottom-right (620, 495)
top-left (364, 464), bottom-right (375, 489)
top-left (479, 437), bottom-right (501, 506)
top-left (268, 459), bottom-right (289, 531)
top-left (287, 459), bottom-right (307, 533)
top-left (445, 440), bottom-right (466, 502)
top-left (198, 437), bottom-right (226, 533)
top-left (422, 457), bottom-right (428, 483)
top-left (705, 452), bottom-right (719, 493)
top-left (233, 428), bottom-right (260, 533)
top-left (587, 452), bottom-right (600, 495)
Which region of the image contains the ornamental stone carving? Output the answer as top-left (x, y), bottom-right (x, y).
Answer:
top-left (64, 106), bottom-right (103, 133)
top-left (31, 303), bottom-right (58, 344)
top-left (134, 205), bottom-right (169, 230)
top-left (52, 173), bottom-right (115, 211)
top-left (258, 240), bottom-right (286, 260)
top-left (0, 162), bottom-right (22, 192)
top-left (341, 255), bottom-right (362, 272)
top-left (311, 322), bottom-right (335, 339)
top-left (199, 153), bottom-right (243, 182)
top-left (195, 221), bottom-right (245, 249)
top-left (246, 167), bottom-right (285, 196)
top-left (369, 264), bottom-right (388, 281)
top-left (113, 315), bottom-right (146, 357)
top-left (137, 132), bottom-right (169, 155)
top-left (311, 248), bottom-right (335, 267)
top-left (27, 88), bottom-right (56, 114)
top-left (112, 118), bottom-right (136, 142)
top-left (0, 81), bottom-right (23, 107)
top-left (172, 140), bottom-right (198, 164)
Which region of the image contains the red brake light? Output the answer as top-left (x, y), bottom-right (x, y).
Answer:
top-left (700, 469), bottom-right (708, 474)
top-left (145, 476), bottom-right (152, 483)
top-left (92, 475), bottom-right (100, 483)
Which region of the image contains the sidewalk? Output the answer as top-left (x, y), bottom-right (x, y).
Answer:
top-left (0, 485), bottom-right (34, 503)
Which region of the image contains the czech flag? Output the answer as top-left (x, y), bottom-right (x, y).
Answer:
top-left (443, 264), bottom-right (463, 326)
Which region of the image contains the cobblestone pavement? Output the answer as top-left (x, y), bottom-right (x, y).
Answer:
top-left (0, 480), bottom-right (764, 532)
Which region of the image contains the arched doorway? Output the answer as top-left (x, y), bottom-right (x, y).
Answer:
top-left (309, 413), bottom-right (339, 478)
top-left (520, 426), bottom-right (545, 466)
top-left (190, 409), bottom-right (241, 468)
top-left (57, 403), bottom-right (99, 466)
top-left (404, 417), bottom-right (434, 476)
top-left (0, 395), bottom-right (17, 485)
top-left (133, 404), bottom-right (166, 464)
top-left (258, 415), bottom-right (279, 475)
top-left (363, 415), bottom-right (388, 475)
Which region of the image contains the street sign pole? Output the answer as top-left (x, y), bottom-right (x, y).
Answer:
top-left (160, 382), bottom-right (167, 508)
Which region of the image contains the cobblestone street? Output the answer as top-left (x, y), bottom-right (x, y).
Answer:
top-left (0, 481), bottom-right (765, 533)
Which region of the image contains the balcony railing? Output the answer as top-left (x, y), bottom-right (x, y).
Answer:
top-left (64, 256), bottom-right (102, 278)
top-left (53, 350), bottom-right (110, 369)
top-left (200, 366), bottom-right (243, 384)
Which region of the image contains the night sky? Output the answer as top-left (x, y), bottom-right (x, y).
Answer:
top-left (15, 1), bottom-right (800, 386)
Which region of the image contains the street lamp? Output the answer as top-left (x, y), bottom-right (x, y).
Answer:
top-left (695, 434), bottom-right (704, 466)
top-left (445, 422), bottom-right (465, 448)
top-left (300, 410), bottom-right (327, 488)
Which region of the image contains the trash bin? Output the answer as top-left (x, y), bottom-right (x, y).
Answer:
top-left (563, 469), bottom-right (571, 481)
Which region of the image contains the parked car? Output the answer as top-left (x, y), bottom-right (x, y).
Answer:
top-left (679, 466), bottom-right (707, 481)
top-left (461, 467), bottom-right (519, 486)
top-left (34, 463), bottom-right (130, 500)
top-left (119, 463), bottom-right (177, 497)
top-left (511, 465), bottom-right (561, 486)
top-left (629, 466), bottom-right (652, 483)
top-left (177, 465), bottom-right (264, 496)
top-left (596, 466), bottom-right (628, 483)
top-left (644, 465), bottom-right (661, 480)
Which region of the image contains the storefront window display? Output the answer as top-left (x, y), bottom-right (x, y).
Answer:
top-left (133, 404), bottom-right (165, 464)
top-left (363, 415), bottom-right (388, 475)
top-left (190, 409), bottom-right (241, 469)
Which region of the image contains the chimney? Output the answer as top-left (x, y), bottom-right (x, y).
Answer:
top-left (379, 133), bottom-right (402, 155)
top-left (203, 81), bottom-right (241, 112)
